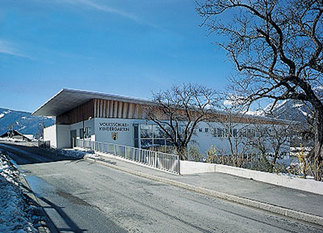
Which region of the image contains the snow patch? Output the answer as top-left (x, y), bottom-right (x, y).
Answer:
top-left (264, 100), bottom-right (287, 112)
top-left (19, 126), bottom-right (26, 131)
top-left (0, 113), bottom-right (4, 119)
top-left (292, 103), bottom-right (303, 108)
top-left (55, 148), bottom-right (93, 159)
top-left (246, 110), bottom-right (264, 116)
top-left (299, 109), bottom-right (310, 117)
top-left (0, 152), bottom-right (38, 232)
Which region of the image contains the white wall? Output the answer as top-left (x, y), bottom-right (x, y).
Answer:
top-left (94, 118), bottom-right (140, 146)
top-left (44, 124), bottom-right (72, 148)
top-left (180, 160), bottom-right (216, 174)
top-left (180, 161), bottom-right (323, 195)
top-left (44, 125), bottom-right (57, 148)
top-left (56, 124), bottom-right (71, 148)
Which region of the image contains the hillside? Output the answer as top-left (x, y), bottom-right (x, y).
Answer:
top-left (0, 108), bottom-right (54, 136)
top-left (264, 87), bottom-right (323, 122)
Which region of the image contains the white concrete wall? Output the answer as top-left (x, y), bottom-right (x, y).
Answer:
top-left (180, 161), bottom-right (216, 174)
top-left (179, 161), bottom-right (323, 195)
top-left (214, 164), bottom-right (323, 195)
top-left (44, 125), bottom-right (57, 148)
top-left (56, 124), bottom-right (71, 148)
top-left (94, 118), bottom-right (141, 147)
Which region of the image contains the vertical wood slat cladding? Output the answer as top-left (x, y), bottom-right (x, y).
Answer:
top-left (92, 99), bottom-right (145, 120)
top-left (128, 103), bottom-right (134, 118)
top-left (114, 101), bottom-right (118, 118)
top-left (118, 102), bottom-right (123, 118)
top-left (56, 97), bottom-right (285, 125)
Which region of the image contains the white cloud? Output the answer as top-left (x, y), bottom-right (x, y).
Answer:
top-left (0, 40), bottom-right (31, 59)
top-left (59, 0), bottom-right (160, 28)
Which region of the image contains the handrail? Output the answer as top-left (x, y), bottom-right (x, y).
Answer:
top-left (76, 139), bottom-right (180, 174)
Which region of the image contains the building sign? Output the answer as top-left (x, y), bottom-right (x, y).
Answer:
top-left (98, 122), bottom-right (130, 132)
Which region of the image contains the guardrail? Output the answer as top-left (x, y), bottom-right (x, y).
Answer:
top-left (76, 139), bottom-right (180, 174)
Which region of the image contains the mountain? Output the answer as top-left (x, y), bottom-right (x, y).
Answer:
top-left (264, 100), bottom-right (311, 122)
top-left (263, 87), bottom-right (323, 122)
top-left (0, 108), bottom-right (55, 136)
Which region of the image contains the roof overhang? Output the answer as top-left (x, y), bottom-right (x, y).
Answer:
top-left (33, 88), bottom-right (294, 125)
top-left (32, 88), bottom-right (153, 116)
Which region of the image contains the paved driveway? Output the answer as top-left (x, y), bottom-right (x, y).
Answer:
top-left (1, 143), bottom-right (322, 233)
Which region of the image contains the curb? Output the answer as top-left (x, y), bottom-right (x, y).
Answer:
top-left (19, 176), bottom-right (55, 233)
top-left (5, 153), bottom-right (58, 233)
top-left (86, 156), bottom-right (323, 227)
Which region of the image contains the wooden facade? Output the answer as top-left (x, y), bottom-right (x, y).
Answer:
top-left (56, 98), bottom-right (286, 125)
top-left (56, 99), bottom-right (148, 124)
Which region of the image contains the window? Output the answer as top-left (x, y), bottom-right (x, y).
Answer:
top-left (85, 127), bottom-right (91, 138)
top-left (140, 124), bottom-right (153, 138)
top-left (217, 128), bottom-right (223, 137)
top-left (134, 124), bottom-right (139, 148)
top-left (79, 128), bottom-right (84, 139)
top-left (139, 124), bottom-right (170, 150)
top-left (205, 128), bottom-right (208, 133)
top-left (225, 128), bottom-right (229, 137)
top-left (233, 129), bottom-right (238, 137)
top-left (212, 128), bottom-right (217, 137)
top-left (141, 139), bottom-right (153, 149)
top-left (199, 128), bottom-right (203, 132)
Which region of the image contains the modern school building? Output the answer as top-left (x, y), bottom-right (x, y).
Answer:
top-left (33, 89), bottom-right (291, 157)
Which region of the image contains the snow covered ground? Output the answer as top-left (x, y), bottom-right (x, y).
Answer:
top-left (0, 151), bottom-right (40, 233)
top-left (54, 148), bottom-right (95, 159)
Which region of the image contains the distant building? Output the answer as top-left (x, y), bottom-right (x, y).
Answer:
top-left (33, 89), bottom-right (291, 157)
top-left (0, 129), bottom-right (33, 142)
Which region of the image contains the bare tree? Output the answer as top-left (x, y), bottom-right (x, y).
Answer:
top-left (147, 84), bottom-right (217, 160)
top-left (197, 0), bottom-right (323, 180)
top-left (267, 124), bottom-right (292, 172)
top-left (213, 105), bottom-right (250, 167)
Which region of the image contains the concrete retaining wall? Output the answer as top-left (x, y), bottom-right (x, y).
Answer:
top-left (180, 161), bottom-right (216, 174)
top-left (180, 161), bottom-right (323, 195)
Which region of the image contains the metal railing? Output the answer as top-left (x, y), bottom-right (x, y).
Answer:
top-left (76, 139), bottom-right (180, 174)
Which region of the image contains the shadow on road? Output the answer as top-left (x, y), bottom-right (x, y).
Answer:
top-left (21, 183), bottom-right (87, 233)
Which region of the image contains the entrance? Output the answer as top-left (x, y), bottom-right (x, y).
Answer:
top-left (70, 130), bottom-right (77, 147)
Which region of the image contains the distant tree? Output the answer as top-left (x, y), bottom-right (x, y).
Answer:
top-left (197, 0), bottom-right (323, 180)
top-left (35, 121), bottom-right (45, 139)
top-left (213, 104), bottom-right (250, 167)
top-left (245, 123), bottom-right (292, 172)
top-left (147, 84), bottom-right (217, 160)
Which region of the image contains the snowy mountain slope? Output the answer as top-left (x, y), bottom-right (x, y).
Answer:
top-left (264, 88), bottom-right (322, 122)
top-left (264, 100), bottom-right (312, 122)
top-left (0, 108), bottom-right (54, 136)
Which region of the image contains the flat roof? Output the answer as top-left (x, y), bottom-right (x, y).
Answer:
top-left (32, 88), bottom-right (153, 116)
top-left (33, 88), bottom-right (292, 125)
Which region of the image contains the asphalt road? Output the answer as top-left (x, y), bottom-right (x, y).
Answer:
top-left (1, 142), bottom-right (322, 233)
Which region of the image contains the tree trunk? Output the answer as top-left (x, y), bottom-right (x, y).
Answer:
top-left (270, 145), bottom-right (280, 173)
top-left (177, 146), bottom-right (187, 160)
top-left (313, 109), bottom-right (323, 181)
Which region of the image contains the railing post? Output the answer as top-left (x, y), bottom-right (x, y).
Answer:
top-left (77, 139), bottom-right (179, 174)
top-left (177, 155), bottom-right (180, 175)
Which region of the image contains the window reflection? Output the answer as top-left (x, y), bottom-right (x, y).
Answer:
top-left (139, 124), bottom-right (172, 150)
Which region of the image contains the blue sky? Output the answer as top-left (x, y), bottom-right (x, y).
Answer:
top-left (0, 0), bottom-right (234, 112)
